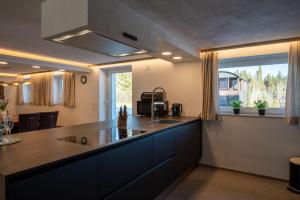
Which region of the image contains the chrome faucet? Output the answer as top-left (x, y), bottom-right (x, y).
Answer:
top-left (151, 87), bottom-right (167, 120)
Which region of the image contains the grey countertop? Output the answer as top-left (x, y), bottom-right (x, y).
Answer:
top-left (0, 116), bottom-right (199, 177)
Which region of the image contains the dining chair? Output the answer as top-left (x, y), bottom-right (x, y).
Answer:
top-left (18, 113), bottom-right (40, 133)
top-left (39, 111), bottom-right (59, 130)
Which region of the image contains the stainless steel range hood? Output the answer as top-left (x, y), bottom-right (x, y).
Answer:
top-left (51, 29), bottom-right (146, 57)
top-left (42, 0), bottom-right (200, 62)
top-left (42, 0), bottom-right (152, 58)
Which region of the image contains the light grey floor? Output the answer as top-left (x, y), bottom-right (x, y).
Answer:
top-left (165, 166), bottom-right (300, 200)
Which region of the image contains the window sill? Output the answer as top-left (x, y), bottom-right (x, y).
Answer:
top-left (221, 113), bottom-right (284, 119)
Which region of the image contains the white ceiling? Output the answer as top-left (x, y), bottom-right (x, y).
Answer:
top-left (121, 0), bottom-right (300, 49)
top-left (0, 0), bottom-right (150, 69)
top-left (0, 61), bottom-right (52, 74)
top-left (0, 0), bottom-right (299, 74)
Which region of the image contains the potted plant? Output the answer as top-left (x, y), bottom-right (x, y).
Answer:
top-left (254, 100), bottom-right (268, 116)
top-left (230, 100), bottom-right (243, 114)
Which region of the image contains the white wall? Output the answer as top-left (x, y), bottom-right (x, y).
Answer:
top-left (132, 60), bottom-right (202, 116)
top-left (101, 59), bottom-right (203, 117)
top-left (101, 58), bottom-right (300, 180)
top-left (201, 116), bottom-right (300, 180)
top-left (3, 57), bottom-right (299, 180)
top-left (98, 68), bottom-right (109, 121)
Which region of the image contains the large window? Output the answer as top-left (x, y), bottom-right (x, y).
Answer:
top-left (219, 53), bottom-right (288, 115)
top-left (22, 83), bottom-right (31, 104)
top-left (22, 74), bottom-right (64, 105)
top-left (53, 75), bottom-right (63, 104)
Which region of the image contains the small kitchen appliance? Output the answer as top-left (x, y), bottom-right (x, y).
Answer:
top-left (172, 103), bottom-right (182, 116)
top-left (137, 92), bottom-right (168, 117)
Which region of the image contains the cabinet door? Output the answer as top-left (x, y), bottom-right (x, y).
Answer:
top-left (175, 121), bottom-right (202, 176)
top-left (104, 171), bottom-right (153, 200)
top-left (153, 129), bottom-right (175, 165)
top-left (99, 136), bottom-right (153, 198)
top-left (190, 121), bottom-right (202, 164)
top-left (153, 157), bottom-right (176, 198)
top-left (8, 156), bottom-right (98, 200)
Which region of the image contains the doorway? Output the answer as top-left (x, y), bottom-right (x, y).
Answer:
top-left (107, 67), bottom-right (132, 120)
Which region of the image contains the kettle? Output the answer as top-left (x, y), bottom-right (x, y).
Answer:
top-left (172, 103), bottom-right (182, 116)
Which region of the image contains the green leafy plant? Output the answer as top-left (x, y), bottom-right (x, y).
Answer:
top-left (254, 100), bottom-right (268, 110)
top-left (230, 100), bottom-right (243, 109)
top-left (0, 99), bottom-right (8, 112)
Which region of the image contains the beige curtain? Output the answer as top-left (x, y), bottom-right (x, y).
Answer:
top-left (63, 72), bottom-right (75, 108)
top-left (16, 75), bottom-right (24, 105)
top-left (199, 52), bottom-right (221, 120)
top-left (285, 41), bottom-right (300, 125)
top-left (31, 72), bottom-right (54, 106)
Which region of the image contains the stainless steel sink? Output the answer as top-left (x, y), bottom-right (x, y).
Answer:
top-left (150, 119), bottom-right (182, 124)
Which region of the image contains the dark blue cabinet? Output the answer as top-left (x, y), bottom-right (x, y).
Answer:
top-left (6, 120), bottom-right (202, 200)
top-left (190, 121), bottom-right (202, 164)
top-left (153, 157), bottom-right (176, 197)
top-left (104, 170), bottom-right (154, 200)
top-left (153, 129), bottom-right (175, 165)
top-left (98, 136), bottom-right (153, 198)
top-left (103, 121), bottom-right (201, 200)
top-left (175, 122), bottom-right (202, 177)
top-left (7, 156), bottom-right (98, 200)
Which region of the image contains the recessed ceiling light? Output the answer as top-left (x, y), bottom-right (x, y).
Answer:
top-left (53, 30), bottom-right (92, 43)
top-left (0, 61), bottom-right (8, 65)
top-left (118, 53), bottom-right (130, 57)
top-left (134, 50), bottom-right (147, 54)
top-left (58, 69), bottom-right (66, 72)
top-left (161, 52), bottom-right (172, 56)
top-left (32, 65), bottom-right (41, 69)
top-left (1, 83), bottom-right (8, 87)
top-left (173, 56), bottom-right (182, 60)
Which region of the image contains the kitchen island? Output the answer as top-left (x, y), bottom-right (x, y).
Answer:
top-left (0, 116), bottom-right (202, 200)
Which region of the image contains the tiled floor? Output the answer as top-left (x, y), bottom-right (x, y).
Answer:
top-left (165, 166), bottom-right (300, 200)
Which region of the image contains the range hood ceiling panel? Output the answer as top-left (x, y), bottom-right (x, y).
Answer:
top-left (42, 0), bottom-right (200, 63)
top-left (61, 31), bottom-right (142, 57)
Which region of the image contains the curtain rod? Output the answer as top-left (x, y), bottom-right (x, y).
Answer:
top-left (200, 36), bottom-right (300, 52)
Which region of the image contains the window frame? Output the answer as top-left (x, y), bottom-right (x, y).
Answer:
top-left (107, 66), bottom-right (132, 120)
top-left (220, 106), bottom-right (285, 116)
top-left (21, 73), bottom-right (64, 106)
top-left (22, 77), bottom-right (32, 104)
top-left (229, 78), bottom-right (239, 90)
top-left (52, 74), bottom-right (64, 105)
top-left (218, 53), bottom-right (288, 117)
top-left (219, 78), bottom-right (229, 90)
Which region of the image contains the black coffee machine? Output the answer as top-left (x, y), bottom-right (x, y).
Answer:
top-left (172, 103), bottom-right (182, 116)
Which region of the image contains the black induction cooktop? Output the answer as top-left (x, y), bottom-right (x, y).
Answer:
top-left (58, 128), bottom-right (147, 147)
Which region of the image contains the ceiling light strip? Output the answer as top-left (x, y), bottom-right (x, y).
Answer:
top-left (0, 73), bottom-right (18, 77)
top-left (200, 37), bottom-right (300, 52)
top-left (0, 48), bottom-right (91, 67)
